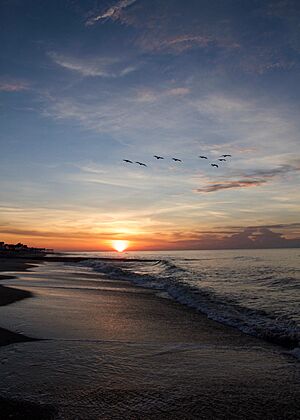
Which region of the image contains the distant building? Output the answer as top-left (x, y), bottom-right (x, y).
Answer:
top-left (0, 241), bottom-right (53, 256)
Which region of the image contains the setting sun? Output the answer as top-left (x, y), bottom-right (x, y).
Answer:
top-left (112, 240), bottom-right (129, 252)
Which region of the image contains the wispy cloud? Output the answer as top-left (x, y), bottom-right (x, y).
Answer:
top-left (222, 222), bottom-right (300, 232)
top-left (196, 179), bottom-right (267, 193)
top-left (109, 1), bottom-right (240, 54)
top-left (42, 88), bottom-right (196, 142)
top-left (142, 34), bottom-right (239, 53)
top-left (86, 0), bottom-right (138, 26)
top-left (241, 161), bottom-right (300, 179)
top-left (136, 87), bottom-right (190, 102)
top-left (42, 87), bottom-right (300, 166)
top-left (196, 160), bottom-right (300, 193)
top-left (0, 80), bottom-right (28, 92)
top-left (48, 52), bottom-right (137, 78)
top-left (104, 0), bottom-right (297, 75)
top-left (150, 34), bottom-right (213, 53)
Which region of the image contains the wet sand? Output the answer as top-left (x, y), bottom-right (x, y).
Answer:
top-left (0, 259), bottom-right (36, 346)
top-left (0, 258), bottom-right (55, 419)
top-left (0, 257), bottom-right (300, 419)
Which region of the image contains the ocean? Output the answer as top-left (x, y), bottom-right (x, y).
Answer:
top-left (76, 248), bottom-right (300, 350)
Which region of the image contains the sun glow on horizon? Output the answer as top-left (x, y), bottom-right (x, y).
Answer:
top-left (112, 240), bottom-right (129, 252)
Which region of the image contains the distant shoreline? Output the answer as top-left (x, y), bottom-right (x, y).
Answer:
top-left (0, 254), bottom-right (159, 263)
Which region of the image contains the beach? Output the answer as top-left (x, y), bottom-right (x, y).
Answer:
top-left (0, 255), bottom-right (299, 419)
top-left (0, 258), bottom-right (55, 419)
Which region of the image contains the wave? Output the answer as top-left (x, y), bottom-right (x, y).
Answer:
top-left (80, 258), bottom-right (299, 350)
top-left (153, 259), bottom-right (187, 273)
top-left (233, 255), bottom-right (263, 261)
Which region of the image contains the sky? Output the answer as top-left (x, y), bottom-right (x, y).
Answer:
top-left (0, 0), bottom-right (300, 251)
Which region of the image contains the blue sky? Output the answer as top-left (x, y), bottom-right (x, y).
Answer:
top-left (1, 0), bottom-right (300, 250)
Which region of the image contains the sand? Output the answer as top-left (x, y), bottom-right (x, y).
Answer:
top-left (0, 256), bottom-right (300, 419)
top-left (0, 258), bottom-right (55, 419)
top-left (0, 259), bottom-right (36, 346)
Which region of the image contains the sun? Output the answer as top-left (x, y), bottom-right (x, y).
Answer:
top-left (112, 240), bottom-right (129, 253)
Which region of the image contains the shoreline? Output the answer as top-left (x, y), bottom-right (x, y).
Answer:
top-left (0, 258), bottom-right (55, 419)
top-left (0, 282), bottom-right (37, 347)
top-left (1, 254), bottom-right (299, 350)
top-left (0, 259), bottom-right (37, 347)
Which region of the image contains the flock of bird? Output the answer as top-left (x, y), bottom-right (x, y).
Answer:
top-left (123, 154), bottom-right (232, 168)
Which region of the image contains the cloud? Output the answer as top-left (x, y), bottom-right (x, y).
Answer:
top-left (0, 225), bottom-right (130, 241)
top-left (166, 227), bottom-right (300, 250)
top-left (149, 34), bottom-right (214, 53)
top-left (137, 30), bottom-right (238, 54)
top-left (86, 0), bottom-right (138, 26)
top-left (223, 222), bottom-right (300, 233)
top-left (136, 87), bottom-right (190, 102)
top-left (101, 0), bottom-right (298, 75)
top-left (105, 1), bottom-right (240, 54)
top-left (242, 161), bottom-right (300, 179)
top-left (42, 86), bottom-right (299, 178)
top-left (48, 52), bottom-right (137, 78)
top-left (196, 179), bottom-right (267, 193)
top-left (196, 160), bottom-right (300, 193)
top-left (223, 227), bottom-right (300, 249)
top-left (0, 81), bottom-right (28, 92)
top-left (257, 222), bottom-right (300, 230)
top-left (167, 87), bottom-right (190, 96)
top-left (190, 93), bottom-right (299, 151)
top-left (42, 86), bottom-right (196, 140)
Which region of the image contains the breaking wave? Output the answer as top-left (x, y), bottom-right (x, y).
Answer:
top-left (80, 254), bottom-right (300, 350)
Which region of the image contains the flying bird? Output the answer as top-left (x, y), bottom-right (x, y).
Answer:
top-left (221, 154), bottom-right (232, 157)
top-left (154, 155), bottom-right (164, 160)
top-left (211, 164), bottom-right (219, 168)
top-left (135, 161), bottom-right (147, 167)
top-left (218, 158), bottom-right (226, 161)
top-left (123, 159), bottom-right (133, 163)
top-left (199, 156), bottom-right (208, 159)
top-left (172, 158), bottom-right (182, 162)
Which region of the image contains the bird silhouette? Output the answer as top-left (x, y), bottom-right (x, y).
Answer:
top-left (154, 155), bottom-right (164, 160)
top-left (221, 154), bottom-right (232, 158)
top-left (211, 164), bottom-right (219, 168)
top-left (199, 156), bottom-right (208, 159)
top-left (135, 161), bottom-right (147, 167)
top-left (218, 158), bottom-right (226, 161)
top-left (172, 158), bottom-right (182, 162)
top-left (123, 159), bottom-right (133, 163)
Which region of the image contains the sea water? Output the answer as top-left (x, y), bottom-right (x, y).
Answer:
top-left (76, 248), bottom-right (300, 349)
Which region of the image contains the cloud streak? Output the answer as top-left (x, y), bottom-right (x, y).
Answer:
top-left (86, 0), bottom-right (138, 26)
top-left (136, 87), bottom-right (190, 102)
top-left (196, 179), bottom-right (267, 193)
top-left (49, 52), bottom-right (137, 78)
top-left (196, 160), bottom-right (300, 193)
top-left (140, 33), bottom-right (240, 53)
top-left (242, 162), bottom-right (300, 179)
top-left (0, 81), bottom-right (28, 92)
